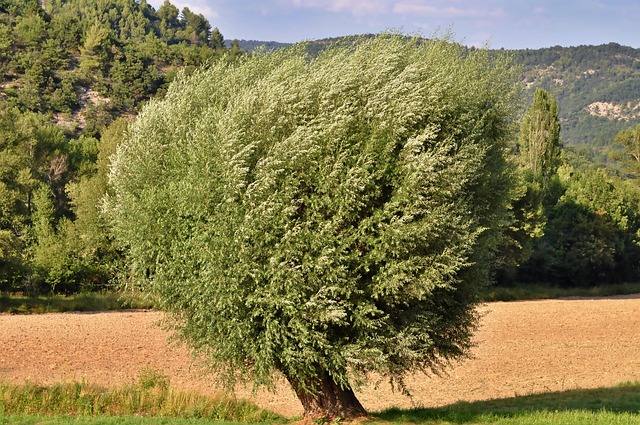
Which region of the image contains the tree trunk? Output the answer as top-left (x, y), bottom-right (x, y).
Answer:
top-left (286, 371), bottom-right (368, 420)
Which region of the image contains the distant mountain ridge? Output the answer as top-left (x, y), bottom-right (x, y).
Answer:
top-left (237, 38), bottom-right (640, 155)
top-left (227, 39), bottom-right (290, 52)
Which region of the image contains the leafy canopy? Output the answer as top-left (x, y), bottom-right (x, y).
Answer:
top-left (107, 34), bottom-right (518, 393)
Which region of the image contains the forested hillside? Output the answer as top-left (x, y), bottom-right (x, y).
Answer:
top-left (0, 0), bottom-right (241, 293)
top-left (511, 44), bottom-right (640, 167)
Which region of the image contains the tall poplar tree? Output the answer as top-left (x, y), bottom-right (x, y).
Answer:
top-left (519, 88), bottom-right (561, 185)
top-left (497, 89), bottom-right (561, 282)
top-left (106, 35), bottom-right (518, 420)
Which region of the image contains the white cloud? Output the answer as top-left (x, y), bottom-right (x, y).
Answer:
top-left (290, 0), bottom-right (393, 15)
top-left (286, 0), bottom-right (508, 20)
top-left (393, 2), bottom-right (506, 19)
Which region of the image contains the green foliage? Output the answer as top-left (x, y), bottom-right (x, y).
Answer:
top-left (615, 123), bottom-right (640, 175)
top-left (483, 282), bottom-right (640, 302)
top-left (64, 119), bottom-right (128, 284)
top-left (521, 168), bottom-right (640, 286)
top-left (0, 0), bottom-right (239, 294)
top-left (497, 84), bottom-right (640, 287)
top-left (2, 0), bottom-right (236, 119)
top-left (0, 104), bottom-right (72, 291)
top-left (29, 186), bottom-right (84, 293)
top-left (210, 27), bottom-right (224, 50)
top-left (495, 173), bottom-right (545, 283)
top-left (497, 90), bottom-right (559, 284)
top-left (107, 33), bottom-right (518, 412)
top-left (0, 229), bottom-right (24, 291)
top-left (242, 39), bottom-right (640, 164)
top-left (0, 290), bottom-right (156, 314)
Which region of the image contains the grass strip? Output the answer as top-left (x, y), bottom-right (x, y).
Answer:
top-left (375, 381), bottom-right (640, 424)
top-left (0, 291), bottom-right (156, 314)
top-left (0, 415), bottom-right (253, 424)
top-left (0, 378), bottom-right (283, 424)
top-left (481, 282), bottom-right (640, 302)
top-left (2, 381), bottom-right (640, 424)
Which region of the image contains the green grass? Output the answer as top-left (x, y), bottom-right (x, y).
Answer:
top-left (481, 282), bottom-right (640, 302)
top-left (373, 381), bottom-right (640, 424)
top-left (2, 381), bottom-right (639, 424)
top-left (0, 371), bottom-right (283, 424)
top-left (0, 416), bottom-right (250, 424)
top-left (0, 291), bottom-right (156, 314)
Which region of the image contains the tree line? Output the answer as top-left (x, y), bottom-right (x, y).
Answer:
top-left (500, 89), bottom-right (640, 287)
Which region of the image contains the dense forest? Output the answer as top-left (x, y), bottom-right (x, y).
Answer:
top-left (1, 0), bottom-right (640, 294)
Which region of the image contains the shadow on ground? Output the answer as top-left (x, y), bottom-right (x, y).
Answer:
top-left (374, 382), bottom-right (640, 423)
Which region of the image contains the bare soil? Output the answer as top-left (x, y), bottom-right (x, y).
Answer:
top-left (1, 296), bottom-right (639, 417)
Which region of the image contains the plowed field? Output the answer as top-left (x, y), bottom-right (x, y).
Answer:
top-left (1, 296), bottom-right (639, 417)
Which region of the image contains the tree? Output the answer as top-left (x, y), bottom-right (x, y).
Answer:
top-left (495, 172), bottom-right (546, 283)
top-left (228, 39), bottom-right (242, 60)
top-left (106, 35), bottom-right (518, 420)
top-left (79, 21), bottom-right (112, 78)
top-left (496, 88), bottom-right (562, 283)
top-left (178, 7), bottom-right (210, 45)
top-left (65, 119), bottom-right (127, 280)
top-left (13, 11), bottom-right (47, 47)
top-left (518, 88), bottom-right (561, 185)
top-left (615, 123), bottom-right (640, 174)
top-left (519, 166), bottom-right (640, 286)
top-left (209, 27), bottom-right (224, 50)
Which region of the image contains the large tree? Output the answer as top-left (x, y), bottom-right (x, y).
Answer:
top-left (106, 35), bottom-right (518, 420)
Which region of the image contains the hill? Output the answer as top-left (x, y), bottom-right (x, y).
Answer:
top-left (0, 0), bottom-right (238, 136)
top-left (510, 43), bottom-right (640, 165)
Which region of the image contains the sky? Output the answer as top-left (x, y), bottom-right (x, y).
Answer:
top-left (146, 0), bottom-right (640, 50)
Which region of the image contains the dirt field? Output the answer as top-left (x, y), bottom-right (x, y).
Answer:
top-left (1, 296), bottom-right (639, 417)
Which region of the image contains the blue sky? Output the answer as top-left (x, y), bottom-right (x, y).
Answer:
top-left (147, 0), bottom-right (640, 49)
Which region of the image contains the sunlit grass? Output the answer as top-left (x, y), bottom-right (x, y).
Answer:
top-left (0, 416), bottom-right (255, 424)
top-left (0, 370), bottom-right (282, 424)
top-left (374, 381), bottom-right (640, 424)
